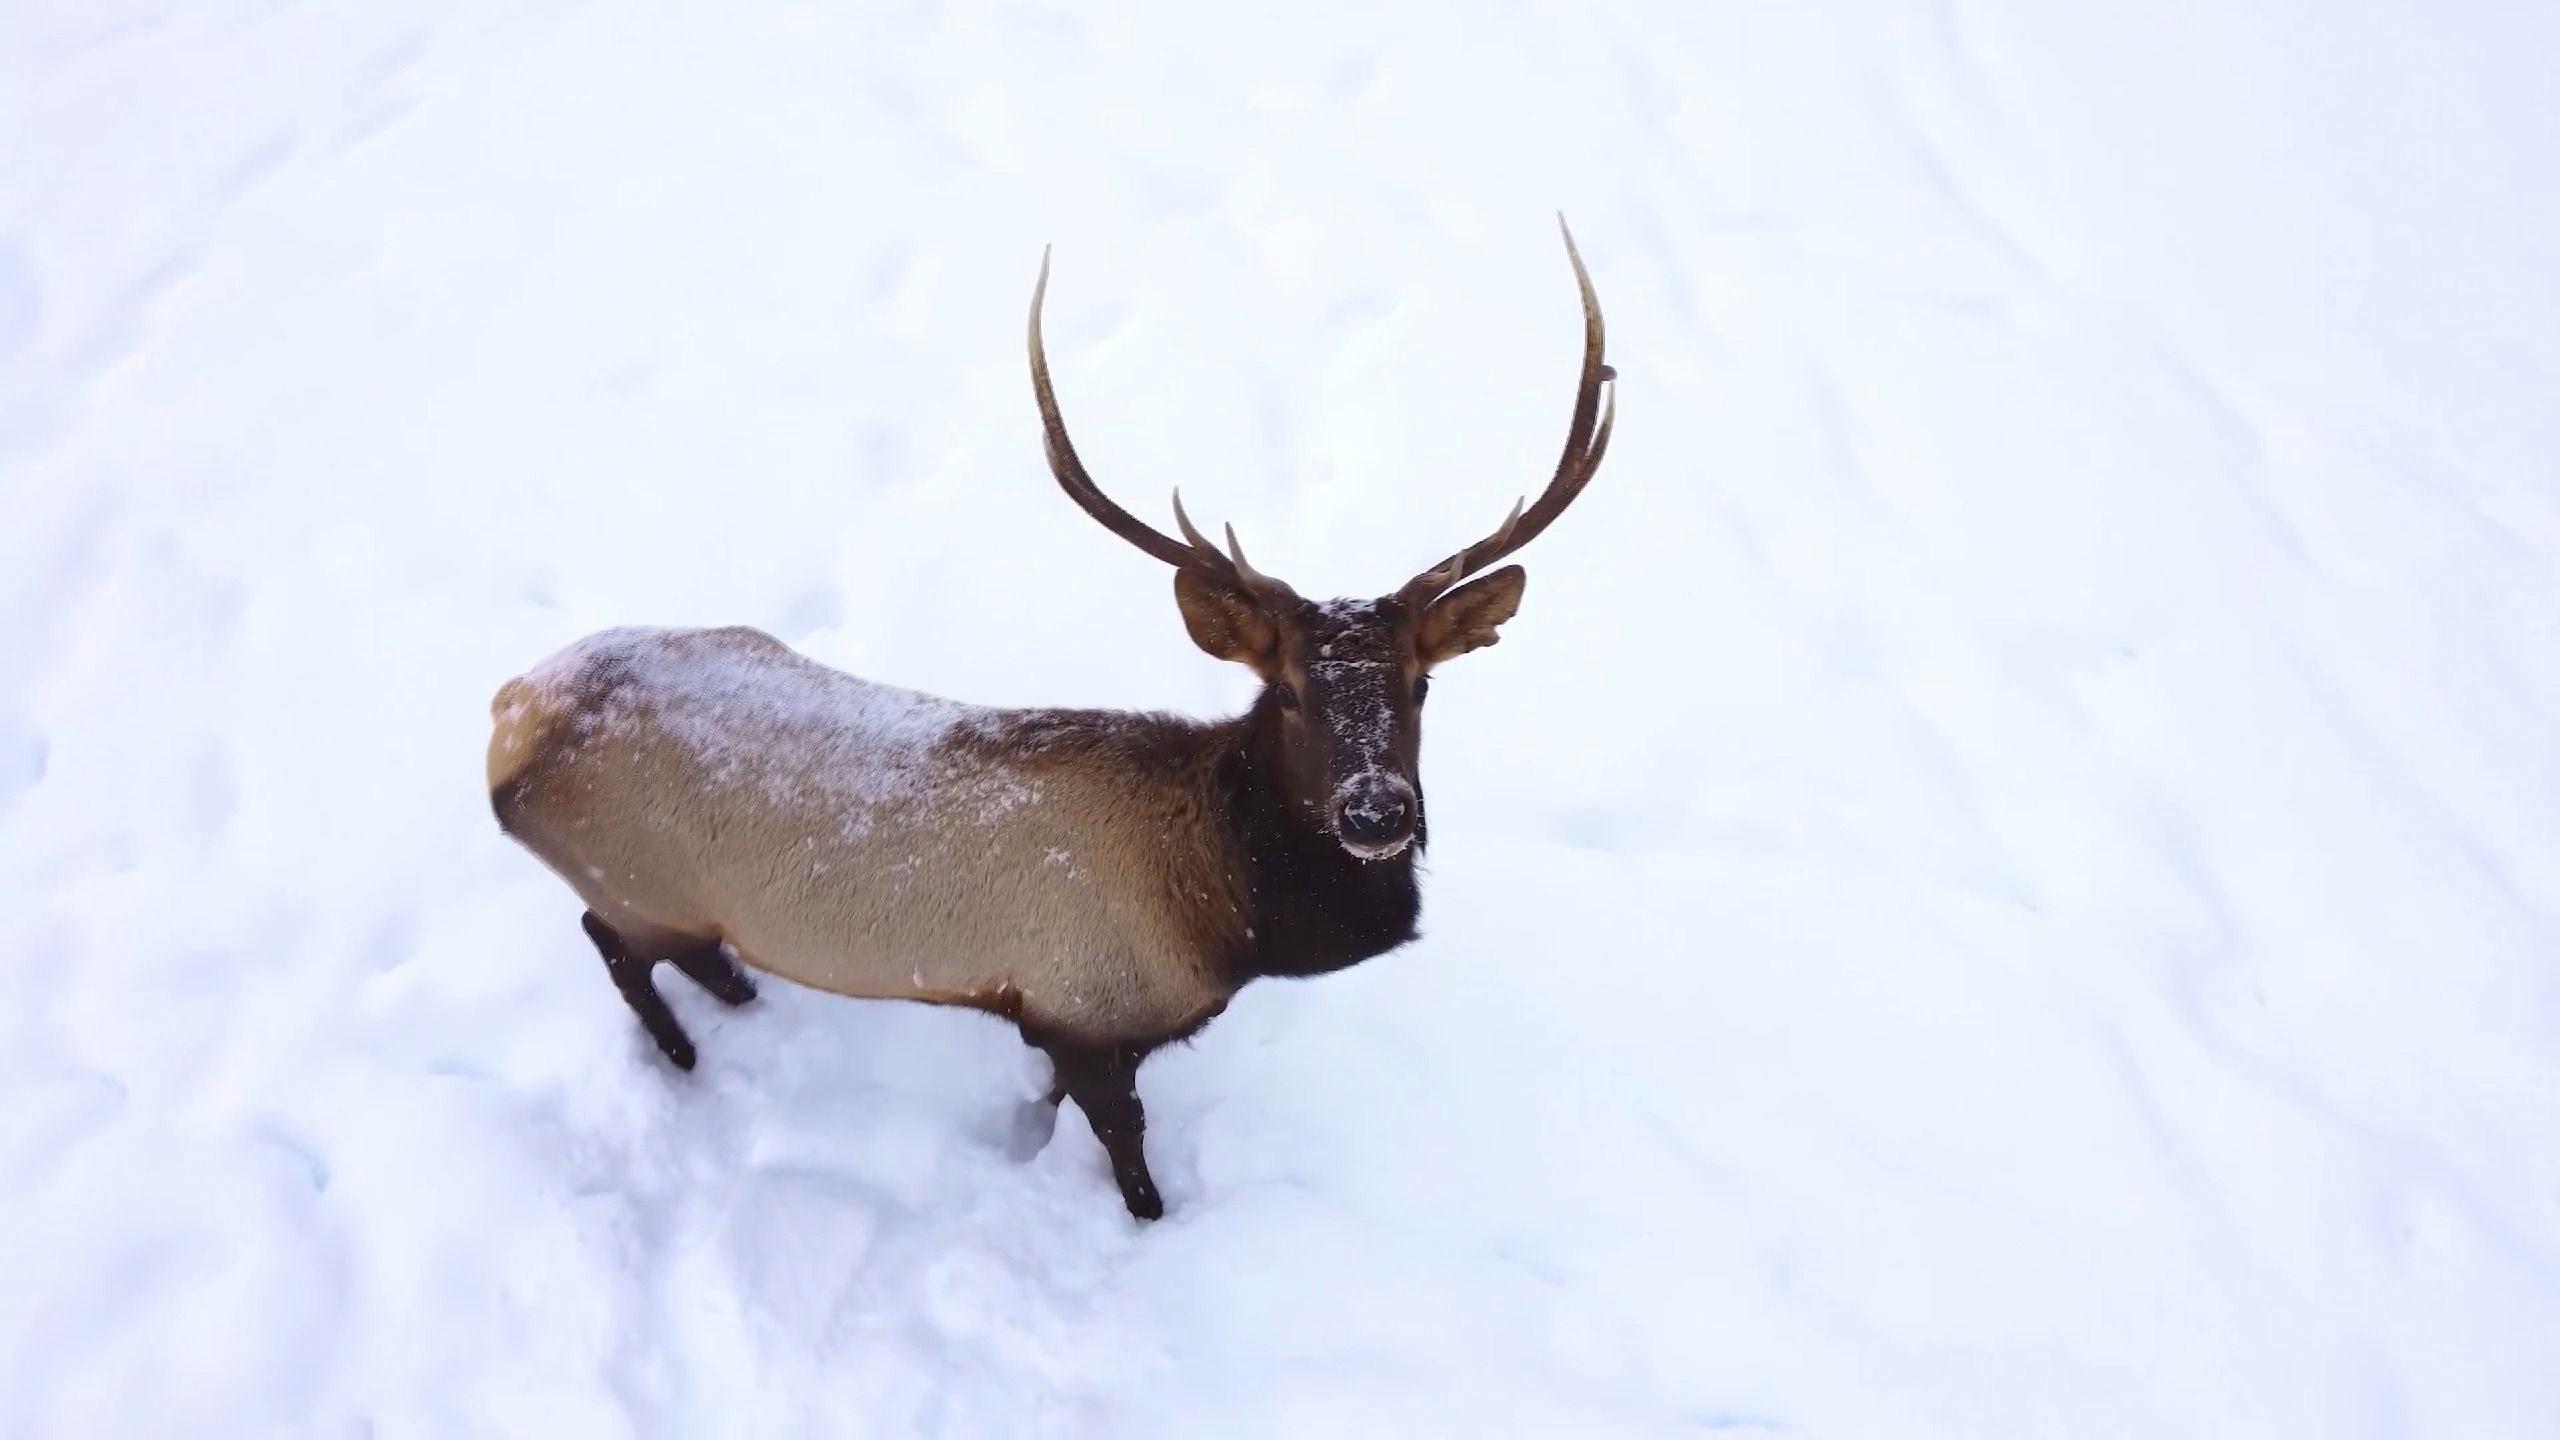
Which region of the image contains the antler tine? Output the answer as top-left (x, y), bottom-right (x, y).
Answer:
top-left (1400, 213), bottom-right (1617, 609)
top-left (1410, 495), bottom-right (1525, 595)
top-left (1221, 521), bottom-right (1290, 598)
top-left (1169, 487), bottom-right (1218, 556)
top-left (1031, 249), bottom-right (1299, 603)
top-left (1172, 488), bottom-right (1296, 601)
top-left (1031, 248), bottom-right (1242, 576)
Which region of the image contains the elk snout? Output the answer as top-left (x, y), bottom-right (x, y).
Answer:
top-left (1333, 773), bottom-right (1418, 859)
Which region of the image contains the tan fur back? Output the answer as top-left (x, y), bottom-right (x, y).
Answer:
top-left (489, 626), bottom-right (1235, 1043)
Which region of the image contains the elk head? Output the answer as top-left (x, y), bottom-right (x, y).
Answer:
top-left (1027, 217), bottom-right (1616, 862)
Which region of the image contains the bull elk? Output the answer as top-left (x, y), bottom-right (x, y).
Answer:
top-left (487, 218), bottom-right (1616, 1219)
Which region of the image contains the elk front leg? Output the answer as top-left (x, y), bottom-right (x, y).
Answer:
top-left (581, 911), bottom-right (699, 1071)
top-left (1036, 1037), bottom-right (1163, 1220)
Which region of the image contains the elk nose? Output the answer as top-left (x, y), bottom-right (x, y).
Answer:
top-left (1333, 775), bottom-right (1417, 856)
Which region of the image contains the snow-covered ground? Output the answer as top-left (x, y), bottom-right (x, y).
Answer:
top-left (6, 0), bottom-right (2557, 1434)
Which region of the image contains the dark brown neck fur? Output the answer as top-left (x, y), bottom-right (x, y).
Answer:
top-left (1213, 688), bottom-right (1423, 984)
top-left (987, 693), bottom-right (1423, 995)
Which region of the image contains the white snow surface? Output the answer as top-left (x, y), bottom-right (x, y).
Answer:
top-left (6, 1), bottom-right (2558, 1435)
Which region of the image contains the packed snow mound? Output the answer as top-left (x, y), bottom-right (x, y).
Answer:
top-left (5, 0), bottom-right (2557, 1435)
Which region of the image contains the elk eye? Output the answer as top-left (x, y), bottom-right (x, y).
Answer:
top-left (1274, 682), bottom-right (1301, 711)
top-left (1413, 676), bottom-right (1432, 705)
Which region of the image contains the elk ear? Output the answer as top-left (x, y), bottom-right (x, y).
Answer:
top-left (1176, 571), bottom-right (1281, 675)
top-left (1417, 565), bottom-right (1526, 666)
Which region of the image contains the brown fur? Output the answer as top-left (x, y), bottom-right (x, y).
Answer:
top-left (1417, 566), bottom-right (1528, 664)
top-left (1175, 571), bottom-right (1282, 675)
top-left (491, 625), bottom-right (1239, 1046)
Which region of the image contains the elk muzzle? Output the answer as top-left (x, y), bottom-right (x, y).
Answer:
top-left (1332, 773), bottom-right (1418, 859)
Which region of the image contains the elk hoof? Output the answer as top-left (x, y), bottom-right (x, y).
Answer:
top-left (1119, 1177), bottom-right (1165, 1222)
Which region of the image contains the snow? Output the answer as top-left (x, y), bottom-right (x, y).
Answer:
top-left (503, 624), bottom-right (992, 817)
top-left (5, 0), bottom-right (2558, 1434)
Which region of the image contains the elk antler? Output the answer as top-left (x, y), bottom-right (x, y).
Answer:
top-left (1398, 214), bottom-right (1616, 610)
top-left (1028, 250), bottom-right (1301, 606)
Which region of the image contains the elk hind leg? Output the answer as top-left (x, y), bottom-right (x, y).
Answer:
top-left (667, 936), bottom-right (757, 1007)
top-left (580, 910), bottom-right (706, 1071)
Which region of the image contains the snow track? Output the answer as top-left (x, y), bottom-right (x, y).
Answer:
top-left (5, 0), bottom-right (2557, 1434)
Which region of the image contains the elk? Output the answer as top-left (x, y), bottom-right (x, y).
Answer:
top-left (487, 218), bottom-right (1615, 1220)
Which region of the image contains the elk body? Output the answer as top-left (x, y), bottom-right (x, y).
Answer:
top-left (488, 220), bottom-right (1616, 1219)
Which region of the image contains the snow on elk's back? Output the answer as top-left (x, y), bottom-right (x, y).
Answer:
top-left (511, 626), bottom-right (1036, 833)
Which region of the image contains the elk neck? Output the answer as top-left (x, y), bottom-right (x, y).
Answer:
top-left (1212, 686), bottom-right (1424, 984)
